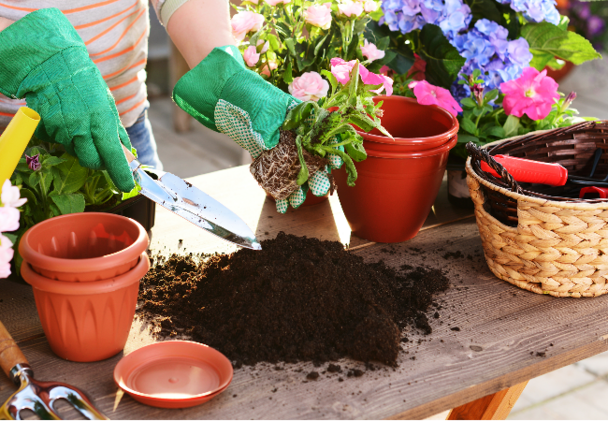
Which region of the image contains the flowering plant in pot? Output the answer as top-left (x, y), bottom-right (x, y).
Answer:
top-left (367, 0), bottom-right (601, 204)
top-left (7, 137), bottom-right (145, 274)
top-left (250, 58), bottom-right (392, 207)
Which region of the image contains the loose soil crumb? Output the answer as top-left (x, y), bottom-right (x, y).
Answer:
top-left (137, 232), bottom-right (449, 367)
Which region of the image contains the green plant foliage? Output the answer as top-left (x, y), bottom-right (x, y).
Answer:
top-left (522, 22), bottom-right (602, 70)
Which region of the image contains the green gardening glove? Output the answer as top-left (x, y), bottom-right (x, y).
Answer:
top-left (0, 8), bottom-right (135, 192)
top-left (173, 45), bottom-right (343, 213)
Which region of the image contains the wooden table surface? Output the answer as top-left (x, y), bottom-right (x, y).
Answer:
top-left (2, 165), bottom-right (608, 420)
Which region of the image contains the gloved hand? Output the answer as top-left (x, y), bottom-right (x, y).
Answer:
top-left (173, 45), bottom-right (343, 213)
top-left (0, 8), bottom-right (135, 192)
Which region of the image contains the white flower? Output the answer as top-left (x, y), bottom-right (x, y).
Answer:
top-left (1, 179), bottom-right (26, 208)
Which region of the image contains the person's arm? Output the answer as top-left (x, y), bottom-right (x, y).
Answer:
top-left (0, 17), bottom-right (14, 32)
top-left (151, 0), bottom-right (234, 69)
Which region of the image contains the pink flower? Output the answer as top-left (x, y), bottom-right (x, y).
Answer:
top-left (379, 65), bottom-right (391, 76)
top-left (0, 235), bottom-right (14, 279)
top-left (265, 0), bottom-right (291, 5)
top-left (1, 180), bottom-right (26, 208)
top-left (364, 0), bottom-right (379, 12)
top-left (0, 206), bottom-right (20, 232)
top-left (337, 0), bottom-right (363, 17)
top-left (304, 4), bottom-right (332, 30)
top-left (231, 11), bottom-right (265, 42)
top-left (361, 39), bottom-right (385, 62)
top-left (359, 65), bottom-right (393, 96)
top-left (288, 72), bottom-right (330, 102)
top-left (257, 40), bottom-right (269, 54)
top-left (243, 46), bottom-right (260, 67)
top-left (500, 67), bottom-right (559, 121)
top-left (261, 60), bottom-right (278, 76)
top-left (330, 57), bottom-right (357, 84)
top-left (409, 80), bottom-right (462, 116)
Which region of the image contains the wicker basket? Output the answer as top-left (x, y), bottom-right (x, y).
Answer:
top-left (466, 121), bottom-right (608, 297)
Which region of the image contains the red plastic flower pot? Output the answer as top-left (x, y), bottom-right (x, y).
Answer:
top-left (19, 212), bottom-right (149, 281)
top-left (21, 253), bottom-right (150, 362)
top-left (335, 96), bottom-right (459, 243)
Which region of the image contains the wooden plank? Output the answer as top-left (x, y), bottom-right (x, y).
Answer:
top-left (446, 381), bottom-right (528, 420)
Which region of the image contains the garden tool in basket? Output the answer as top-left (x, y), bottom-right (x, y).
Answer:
top-left (0, 320), bottom-right (108, 420)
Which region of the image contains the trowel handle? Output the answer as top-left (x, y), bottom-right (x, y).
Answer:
top-left (0, 320), bottom-right (29, 379)
top-left (480, 155), bottom-right (568, 186)
top-left (122, 143), bottom-right (137, 164)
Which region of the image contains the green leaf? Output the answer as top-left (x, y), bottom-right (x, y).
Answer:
top-left (487, 126), bottom-right (506, 138)
top-left (419, 24), bottom-right (466, 89)
top-left (386, 51), bottom-right (415, 75)
top-left (284, 38), bottom-right (296, 56)
top-left (283, 102), bottom-right (317, 131)
top-left (41, 156), bottom-right (66, 167)
top-left (461, 117), bottom-right (477, 135)
top-left (464, 0), bottom-right (504, 26)
top-left (295, 137), bottom-right (309, 185)
top-left (344, 140), bottom-right (367, 162)
top-left (347, 114), bottom-right (376, 132)
top-left (53, 153), bottom-right (88, 194)
top-left (460, 97), bottom-right (477, 108)
top-left (267, 34), bottom-right (281, 51)
top-left (484, 89), bottom-right (499, 102)
top-left (503, 115), bottom-right (520, 138)
top-left (558, 15), bottom-right (570, 31)
top-left (457, 133), bottom-right (480, 144)
top-left (50, 193), bottom-right (86, 215)
top-left (314, 33), bottom-right (330, 56)
top-left (284, 61), bottom-right (293, 84)
top-left (321, 69), bottom-right (338, 94)
top-left (522, 22), bottom-right (602, 66)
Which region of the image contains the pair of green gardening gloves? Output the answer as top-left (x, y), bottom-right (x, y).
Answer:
top-left (0, 8), bottom-right (339, 212)
top-left (172, 45), bottom-right (343, 213)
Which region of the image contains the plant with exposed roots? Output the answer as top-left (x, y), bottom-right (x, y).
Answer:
top-left (251, 61), bottom-right (392, 200)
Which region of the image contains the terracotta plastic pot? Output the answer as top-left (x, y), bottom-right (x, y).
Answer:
top-left (21, 252), bottom-right (150, 362)
top-left (335, 96), bottom-right (458, 243)
top-left (19, 212), bottom-right (149, 281)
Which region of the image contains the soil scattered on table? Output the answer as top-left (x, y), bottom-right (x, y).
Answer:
top-left (137, 232), bottom-right (449, 368)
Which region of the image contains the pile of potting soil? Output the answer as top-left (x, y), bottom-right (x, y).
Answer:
top-left (137, 232), bottom-right (449, 367)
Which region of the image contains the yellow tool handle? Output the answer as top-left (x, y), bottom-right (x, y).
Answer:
top-left (0, 320), bottom-right (29, 379)
top-left (0, 107), bottom-right (40, 186)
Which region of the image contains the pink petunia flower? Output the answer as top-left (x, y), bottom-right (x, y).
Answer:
top-left (231, 11), bottom-right (265, 42)
top-left (0, 206), bottom-right (20, 232)
top-left (337, 0), bottom-right (363, 17)
top-left (1, 180), bottom-right (26, 208)
top-left (265, 0), bottom-right (291, 5)
top-left (288, 72), bottom-right (330, 102)
top-left (379, 65), bottom-right (391, 76)
top-left (361, 39), bottom-right (385, 62)
top-left (330, 57), bottom-right (357, 84)
top-left (500, 67), bottom-right (559, 121)
top-left (409, 80), bottom-right (462, 116)
top-left (243, 46), bottom-right (260, 67)
top-left (0, 234), bottom-right (14, 279)
top-left (304, 4), bottom-right (333, 30)
top-left (359, 65), bottom-right (393, 96)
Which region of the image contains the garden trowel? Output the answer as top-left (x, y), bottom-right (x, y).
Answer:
top-left (122, 145), bottom-right (262, 250)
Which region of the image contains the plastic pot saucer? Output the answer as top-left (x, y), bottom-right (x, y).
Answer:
top-left (114, 341), bottom-right (233, 409)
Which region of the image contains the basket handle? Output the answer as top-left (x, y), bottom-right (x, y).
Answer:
top-left (466, 142), bottom-right (524, 194)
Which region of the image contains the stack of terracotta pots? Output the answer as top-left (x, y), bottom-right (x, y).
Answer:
top-left (335, 96), bottom-right (459, 243)
top-left (19, 213), bottom-right (150, 362)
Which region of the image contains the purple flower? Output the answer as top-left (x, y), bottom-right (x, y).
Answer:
top-left (401, 0), bottom-right (421, 16)
top-left (507, 38), bottom-right (533, 67)
top-left (588, 16), bottom-right (605, 38)
top-left (25, 154), bottom-right (41, 171)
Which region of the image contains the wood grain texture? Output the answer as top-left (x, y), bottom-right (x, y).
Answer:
top-left (447, 381), bottom-right (528, 420)
top-left (0, 320), bottom-right (29, 378)
top-left (2, 166), bottom-right (608, 420)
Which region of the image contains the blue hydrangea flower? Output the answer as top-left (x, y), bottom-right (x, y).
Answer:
top-left (499, 0), bottom-right (560, 25)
